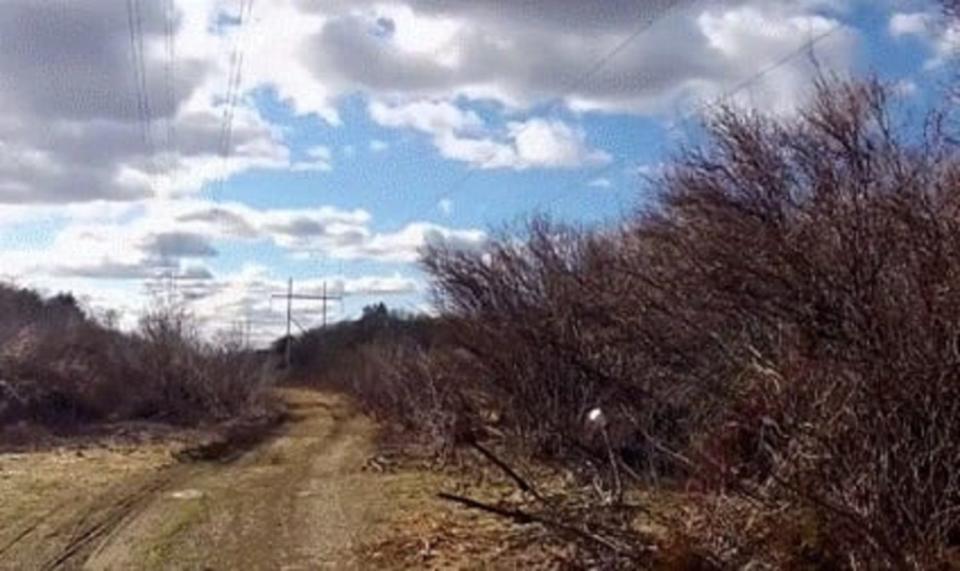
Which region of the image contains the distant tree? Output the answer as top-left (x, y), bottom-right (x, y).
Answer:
top-left (49, 292), bottom-right (78, 309)
top-left (281, 303), bottom-right (439, 377)
top-left (361, 303), bottom-right (389, 320)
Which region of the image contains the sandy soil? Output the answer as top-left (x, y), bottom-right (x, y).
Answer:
top-left (0, 389), bottom-right (449, 570)
top-left (83, 389), bottom-right (388, 570)
top-left (0, 388), bottom-right (572, 571)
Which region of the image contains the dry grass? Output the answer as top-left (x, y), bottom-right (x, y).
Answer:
top-left (358, 465), bottom-right (580, 570)
top-left (0, 434), bottom-right (184, 567)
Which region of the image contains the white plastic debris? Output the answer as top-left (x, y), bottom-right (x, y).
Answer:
top-left (169, 489), bottom-right (204, 500)
top-left (586, 407), bottom-right (607, 427)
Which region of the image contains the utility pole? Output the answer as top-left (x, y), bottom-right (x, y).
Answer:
top-left (271, 278), bottom-right (342, 369)
top-left (285, 278), bottom-right (293, 367)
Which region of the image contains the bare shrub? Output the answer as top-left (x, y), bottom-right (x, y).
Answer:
top-left (0, 285), bottom-right (271, 430)
top-left (291, 307), bottom-right (477, 458)
top-left (0, 286), bottom-right (138, 426)
top-left (638, 79), bottom-right (960, 567)
top-left (343, 342), bottom-right (474, 456)
top-left (422, 217), bottom-right (704, 482)
top-left (273, 78), bottom-right (959, 567)
top-left (416, 78), bottom-right (960, 568)
top-left (135, 302), bottom-right (272, 422)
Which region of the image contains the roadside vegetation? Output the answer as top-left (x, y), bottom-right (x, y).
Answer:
top-left (291, 77), bottom-right (960, 569)
top-left (0, 284), bottom-right (273, 437)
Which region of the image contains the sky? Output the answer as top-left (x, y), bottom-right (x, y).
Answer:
top-left (0, 0), bottom-right (955, 345)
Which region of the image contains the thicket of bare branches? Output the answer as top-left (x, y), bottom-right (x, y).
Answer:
top-left (640, 79), bottom-right (960, 567)
top-left (411, 79), bottom-right (960, 568)
top-left (136, 303), bottom-right (273, 421)
top-left (0, 285), bottom-right (272, 430)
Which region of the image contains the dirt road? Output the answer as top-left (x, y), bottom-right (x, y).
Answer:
top-left (1, 389), bottom-right (437, 570)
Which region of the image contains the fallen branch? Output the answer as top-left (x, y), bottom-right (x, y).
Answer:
top-left (437, 492), bottom-right (648, 562)
top-left (468, 440), bottom-right (548, 504)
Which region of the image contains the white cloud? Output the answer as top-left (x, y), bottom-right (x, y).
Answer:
top-left (291, 145), bottom-right (334, 172)
top-left (0, 0), bottom-right (346, 206)
top-left (370, 139), bottom-right (390, 152)
top-left (294, 0), bottom-right (857, 117)
top-left (889, 10), bottom-right (960, 68)
top-left (369, 99), bottom-right (483, 134)
top-left (630, 163), bottom-right (665, 178)
top-left (0, 200), bottom-right (141, 229)
top-left (889, 12), bottom-right (930, 38)
top-left (335, 274), bottom-right (419, 296)
top-left (0, 0), bottom-right (873, 342)
top-left (0, 0), bottom-right (861, 205)
top-left (431, 131), bottom-right (520, 169)
top-left (152, 264), bottom-right (422, 345)
top-left (0, 197), bottom-right (481, 344)
top-left (893, 78), bottom-right (920, 97)
top-left (438, 198), bottom-right (453, 215)
top-left (370, 100), bottom-right (610, 170)
top-left (0, 223), bottom-right (216, 282)
top-left (508, 119), bottom-right (611, 169)
top-left (0, 0), bottom-right (279, 204)
top-left (234, 0), bottom-right (338, 123)
top-left (0, 199), bottom-right (482, 283)
top-left (332, 222), bottom-right (486, 263)
top-left (170, 201), bottom-right (486, 263)
top-left (588, 177), bottom-right (612, 188)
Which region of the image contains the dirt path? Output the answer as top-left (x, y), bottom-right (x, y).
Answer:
top-left (84, 389), bottom-right (394, 570)
top-left (1, 389), bottom-right (435, 570)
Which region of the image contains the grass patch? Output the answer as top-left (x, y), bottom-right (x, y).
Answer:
top-left (143, 497), bottom-right (210, 569)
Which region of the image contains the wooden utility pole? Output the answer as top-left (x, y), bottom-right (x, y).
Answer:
top-left (322, 281), bottom-right (328, 330)
top-left (271, 278), bottom-right (342, 368)
top-left (285, 278), bottom-right (293, 367)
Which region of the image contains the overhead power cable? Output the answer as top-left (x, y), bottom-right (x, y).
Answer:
top-left (163, 0), bottom-right (177, 157)
top-left (213, 0), bottom-right (256, 202)
top-left (403, 0), bottom-right (697, 224)
top-left (538, 21), bottom-right (845, 215)
top-left (125, 0), bottom-right (155, 171)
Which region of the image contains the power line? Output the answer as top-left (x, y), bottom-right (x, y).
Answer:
top-left (163, 0), bottom-right (177, 157)
top-left (562, 0), bottom-right (695, 98)
top-left (213, 0), bottom-right (256, 202)
top-left (537, 21), bottom-right (844, 216)
top-left (715, 25), bottom-right (842, 111)
top-left (159, 0), bottom-right (179, 199)
top-left (404, 0), bottom-right (696, 223)
top-left (125, 0), bottom-right (155, 171)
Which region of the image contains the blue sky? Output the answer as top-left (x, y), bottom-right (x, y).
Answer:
top-left (0, 0), bottom-right (954, 344)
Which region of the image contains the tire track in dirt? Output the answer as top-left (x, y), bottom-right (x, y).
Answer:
top-left (82, 389), bottom-right (388, 570)
top-left (1, 436), bottom-right (202, 570)
top-left (42, 473), bottom-right (177, 570)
